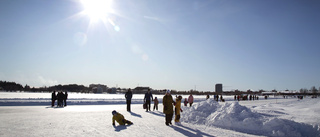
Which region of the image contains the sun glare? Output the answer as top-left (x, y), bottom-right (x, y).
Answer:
top-left (81, 0), bottom-right (113, 22)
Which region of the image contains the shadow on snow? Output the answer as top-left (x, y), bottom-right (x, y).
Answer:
top-left (171, 124), bottom-right (215, 137)
top-left (113, 124), bottom-right (132, 132)
top-left (129, 111), bottom-right (142, 118)
top-left (45, 106), bottom-right (65, 109)
top-left (148, 111), bottom-right (165, 117)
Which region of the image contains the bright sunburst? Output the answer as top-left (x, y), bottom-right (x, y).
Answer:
top-left (81, 0), bottom-right (113, 22)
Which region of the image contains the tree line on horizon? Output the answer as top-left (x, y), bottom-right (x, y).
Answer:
top-left (0, 80), bottom-right (319, 96)
top-left (0, 81), bottom-right (89, 93)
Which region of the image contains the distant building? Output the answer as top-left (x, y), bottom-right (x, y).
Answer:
top-left (215, 84), bottom-right (223, 93)
top-left (134, 87), bottom-right (150, 94)
top-left (89, 84), bottom-right (107, 93)
top-left (108, 87), bottom-right (118, 94)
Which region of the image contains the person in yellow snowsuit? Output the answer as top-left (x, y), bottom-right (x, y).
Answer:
top-left (112, 110), bottom-right (133, 126)
top-left (175, 96), bottom-right (183, 123)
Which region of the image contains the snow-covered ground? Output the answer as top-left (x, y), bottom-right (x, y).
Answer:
top-left (0, 92), bottom-right (319, 137)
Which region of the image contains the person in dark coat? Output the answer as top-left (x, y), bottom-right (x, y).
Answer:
top-left (51, 91), bottom-right (57, 107)
top-left (63, 91), bottom-right (68, 106)
top-left (184, 98), bottom-right (188, 106)
top-left (125, 88), bottom-right (133, 112)
top-left (57, 91), bottom-right (64, 107)
top-left (163, 90), bottom-right (174, 126)
top-left (144, 89), bottom-right (153, 112)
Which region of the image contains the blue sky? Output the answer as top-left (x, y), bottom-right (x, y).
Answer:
top-left (0, 0), bottom-right (319, 91)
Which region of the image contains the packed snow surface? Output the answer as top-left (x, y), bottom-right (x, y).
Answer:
top-left (0, 92), bottom-right (319, 137)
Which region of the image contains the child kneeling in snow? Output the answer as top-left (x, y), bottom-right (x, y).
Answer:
top-left (112, 110), bottom-right (133, 126)
top-left (174, 96), bottom-right (183, 124)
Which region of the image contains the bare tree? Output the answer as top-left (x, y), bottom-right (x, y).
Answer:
top-left (311, 86), bottom-right (318, 94)
top-left (310, 86), bottom-right (318, 98)
top-left (300, 88), bottom-right (308, 94)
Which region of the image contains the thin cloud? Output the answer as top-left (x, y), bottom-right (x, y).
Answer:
top-left (38, 76), bottom-right (58, 87)
top-left (143, 16), bottom-right (162, 22)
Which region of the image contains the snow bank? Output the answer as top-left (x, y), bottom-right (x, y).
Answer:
top-left (181, 99), bottom-right (320, 137)
top-left (0, 92), bottom-right (207, 106)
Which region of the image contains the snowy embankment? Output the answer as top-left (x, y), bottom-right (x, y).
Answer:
top-left (181, 99), bottom-right (320, 137)
top-left (0, 92), bottom-right (206, 106)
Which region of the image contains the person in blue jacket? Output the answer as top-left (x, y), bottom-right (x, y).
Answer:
top-left (125, 88), bottom-right (133, 112)
top-left (144, 89), bottom-right (153, 112)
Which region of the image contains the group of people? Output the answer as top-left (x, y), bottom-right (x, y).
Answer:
top-left (214, 95), bottom-right (224, 102)
top-left (183, 94), bottom-right (194, 107)
top-left (125, 88), bottom-right (160, 112)
top-left (163, 90), bottom-right (184, 126)
top-left (51, 91), bottom-right (68, 107)
top-left (120, 89), bottom-right (195, 126)
top-left (234, 95), bottom-right (259, 101)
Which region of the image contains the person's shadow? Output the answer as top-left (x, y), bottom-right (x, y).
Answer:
top-left (113, 124), bottom-right (132, 132)
top-left (171, 124), bottom-right (215, 137)
top-left (148, 111), bottom-right (165, 117)
top-left (129, 112), bottom-right (142, 118)
top-left (45, 106), bottom-right (64, 109)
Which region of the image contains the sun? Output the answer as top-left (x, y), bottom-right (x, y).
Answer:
top-left (81, 0), bottom-right (113, 22)
top-left (77, 0), bottom-right (121, 32)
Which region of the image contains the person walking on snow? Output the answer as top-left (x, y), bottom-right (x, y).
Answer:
top-left (188, 94), bottom-right (194, 107)
top-left (125, 88), bottom-right (133, 112)
top-left (175, 96), bottom-right (183, 124)
top-left (153, 97), bottom-right (159, 111)
top-left (112, 110), bottom-right (133, 126)
top-left (57, 91), bottom-right (64, 107)
top-left (51, 91), bottom-right (56, 107)
top-left (144, 89), bottom-right (153, 112)
top-left (163, 90), bottom-right (174, 126)
top-left (63, 91), bottom-right (68, 106)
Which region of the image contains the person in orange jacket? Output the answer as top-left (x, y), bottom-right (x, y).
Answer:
top-left (175, 96), bottom-right (183, 124)
top-left (112, 110), bottom-right (133, 126)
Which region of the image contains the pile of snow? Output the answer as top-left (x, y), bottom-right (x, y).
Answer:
top-left (181, 99), bottom-right (320, 137)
